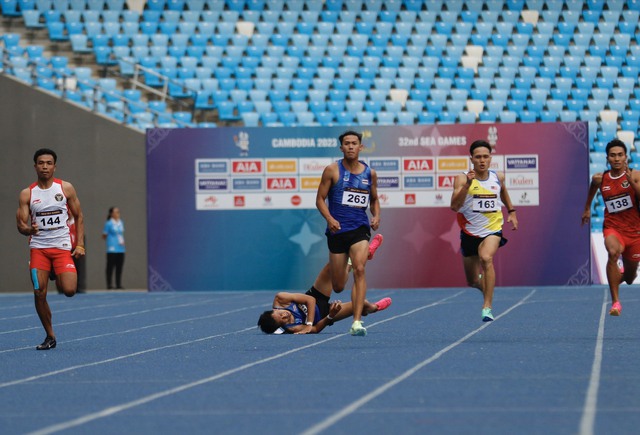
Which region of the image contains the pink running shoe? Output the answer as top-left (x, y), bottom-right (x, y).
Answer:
top-left (368, 234), bottom-right (384, 260)
top-left (609, 301), bottom-right (622, 316)
top-left (375, 297), bottom-right (392, 311)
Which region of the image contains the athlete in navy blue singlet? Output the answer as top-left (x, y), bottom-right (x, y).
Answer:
top-left (316, 131), bottom-right (380, 336)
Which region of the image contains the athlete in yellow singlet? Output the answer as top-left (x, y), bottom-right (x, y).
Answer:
top-left (451, 140), bottom-right (518, 322)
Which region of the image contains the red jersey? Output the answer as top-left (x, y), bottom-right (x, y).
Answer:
top-left (600, 170), bottom-right (640, 236)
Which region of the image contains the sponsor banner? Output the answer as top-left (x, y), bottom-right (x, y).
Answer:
top-left (231, 159), bottom-right (263, 174)
top-left (402, 157), bottom-right (435, 173)
top-left (403, 175), bottom-right (435, 190)
top-left (369, 157), bottom-right (401, 173)
top-left (299, 176), bottom-right (321, 191)
top-left (148, 122), bottom-right (589, 291)
top-left (232, 178), bottom-right (263, 191)
top-left (437, 156), bottom-right (469, 172)
top-left (196, 178), bottom-right (229, 192)
top-left (299, 157), bottom-right (333, 174)
top-left (378, 176), bottom-right (401, 190)
top-left (266, 177), bottom-right (297, 191)
top-left (197, 193), bottom-right (316, 210)
top-left (196, 159), bottom-right (229, 175)
top-left (489, 155), bottom-right (504, 172)
top-left (511, 189), bottom-right (540, 206)
top-left (437, 174), bottom-right (458, 190)
top-left (506, 154), bottom-right (539, 171)
top-left (265, 158), bottom-right (297, 174)
top-left (506, 172), bottom-right (539, 189)
top-left (196, 194), bottom-right (237, 209)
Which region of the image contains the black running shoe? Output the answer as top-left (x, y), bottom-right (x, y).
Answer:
top-left (36, 336), bottom-right (56, 350)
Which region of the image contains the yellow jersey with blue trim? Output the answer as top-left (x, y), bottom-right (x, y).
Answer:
top-left (456, 170), bottom-right (504, 238)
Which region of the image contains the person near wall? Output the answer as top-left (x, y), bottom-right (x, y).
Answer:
top-left (102, 206), bottom-right (126, 289)
top-left (16, 148), bottom-right (85, 350)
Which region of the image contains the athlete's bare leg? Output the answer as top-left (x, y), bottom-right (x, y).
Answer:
top-left (57, 272), bottom-right (77, 297)
top-left (314, 262), bottom-right (348, 298)
top-left (462, 256), bottom-right (483, 291)
top-left (33, 269), bottom-right (54, 339)
top-left (621, 257), bottom-right (639, 285)
top-left (604, 234), bottom-right (625, 303)
top-left (348, 240), bottom-right (370, 322)
top-left (477, 235), bottom-right (501, 309)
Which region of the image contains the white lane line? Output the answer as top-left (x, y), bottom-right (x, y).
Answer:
top-left (25, 292), bottom-right (463, 435)
top-left (0, 294), bottom-right (252, 335)
top-left (301, 289), bottom-right (537, 435)
top-left (579, 287), bottom-right (608, 435)
top-left (0, 303), bottom-right (266, 355)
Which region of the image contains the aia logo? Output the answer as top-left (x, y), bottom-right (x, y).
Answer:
top-left (438, 175), bottom-right (456, 189)
top-left (403, 158), bottom-right (434, 172)
top-left (232, 160), bottom-right (262, 174)
top-left (405, 193), bottom-right (416, 205)
top-left (267, 177), bottom-right (297, 190)
top-left (291, 195), bottom-right (301, 206)
top-left (234, 196), bottom-right (245, 207)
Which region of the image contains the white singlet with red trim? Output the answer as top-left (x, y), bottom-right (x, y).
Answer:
top-left (29, 179), bottom-right (72, 250)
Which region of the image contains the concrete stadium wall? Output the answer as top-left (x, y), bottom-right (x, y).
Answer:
top-left (0, 74), bottom-right (148, 292)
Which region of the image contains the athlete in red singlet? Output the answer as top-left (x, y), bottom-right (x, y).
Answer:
top-left (582, 139), bottom-right (640, 316)
top-left (16, 148), bottom-right (85, 350)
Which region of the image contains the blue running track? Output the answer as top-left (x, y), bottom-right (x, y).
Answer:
top-left (1, 287), bottom-right (638, 435)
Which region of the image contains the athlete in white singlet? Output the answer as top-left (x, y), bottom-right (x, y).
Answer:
top-left (451, 140), bottom-right (518, 322)
top-left (17, 148), bottom-right (85, 350)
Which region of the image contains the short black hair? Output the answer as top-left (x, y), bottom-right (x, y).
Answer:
top-left (339, 130), bottom-right (362, 145)
top-left (605, 138), bottom-right (627, 155)
top-left (33, 148), bottom-right (57, 164)
top-left (257, 310), bottom-right (279, 334)
top-left (469, 140), bottom-right (492, 155)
